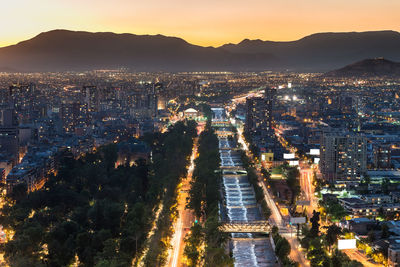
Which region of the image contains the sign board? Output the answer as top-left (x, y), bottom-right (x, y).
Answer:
top-left (338, 239), bottom-right (356, 250)
top-left (283, 153), bottom-right (295, 159)
top-left (290, 217), bottom-right (306, 224)
top-left (314, 158), bottom-right (320, 164)
top-left (289, 160), bottom-right (299, 166)
top-left (309, 149), bottom-right (320, 155)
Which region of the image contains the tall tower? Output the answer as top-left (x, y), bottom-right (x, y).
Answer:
top-left (263, 87), bottom-right (276, 140)
top-left (0, 108), bottom-right (19, 162)
top-left (245, 87), bottom-right (276, 146)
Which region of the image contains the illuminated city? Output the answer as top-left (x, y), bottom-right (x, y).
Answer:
top-left (1, 1), bottom-right (400, 267)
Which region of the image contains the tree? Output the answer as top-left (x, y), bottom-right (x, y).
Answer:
top-left (271, 225), bottom-right (279, 236)
top-left (308, 245), bottom-right (328, 267)
top-left (184, 223), bottom-right (203, 267)
top-left (204, 215), bottom-right (233, 267)
top-left (204, 247), bottom-right (233, 267)
top-left (143, 120), bottom-right (200, 265)
top-left (272, 230), bottom-right (296, 265)
top-left (275, 237), bottom-right (291, 260)
top-left (199, 103), bottom-right (212, 122)
top-left (184, 244), bottom-right (200, 267)
top-left (310, 211), bottom-right (320, 236)
top-left (325, 225), bottom-right (342, 252)
top-left (2, 121), bottom-right (199, 267)
top-left (322, 200), bottom-right (347, 222)
top-left (331, 250), bottom-right (363, 267)
top-left (94, 238), bottom-right (118, 263)
top-left (285, 167), bottom-right (300, 206)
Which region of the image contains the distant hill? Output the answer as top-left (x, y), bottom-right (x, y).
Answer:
top-left (0, 30), bottom-right (400, 72)
top-left (221, 31), bottom-right (400, 71)
top-left (324, 58), bottom-right (400, 77)
top-left (0, 30), bottom-right (277, 72)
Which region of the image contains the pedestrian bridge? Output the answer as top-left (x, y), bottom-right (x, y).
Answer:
top-left (211, 121), bottom-right (231, 127)
top-left (215, 130), bottom-right (234, 137)
top-left (220, 221), bottom-right (271, 233)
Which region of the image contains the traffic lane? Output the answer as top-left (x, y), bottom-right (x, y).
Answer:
top-left (343, 250), bottom-right (383, 267)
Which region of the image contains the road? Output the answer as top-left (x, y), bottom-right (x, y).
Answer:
top-left (135, 202), bottom-right (164, 267)
top-left (344, 250), bottom-right (383, 267)
top-left (259, 178), bottom-right (310, 267)
top-left (230, 92), bottom-right (383, 267)
top-left (235, 123), bottom-right (310, 266)
top-left (299, 165), bottom-right (319, 218)
top-left (300, 167), bottom-right (313, 202)
top-left (274, 124), bottom-right (379, 266)
top-left (167, 134), bottom-right (200, 267)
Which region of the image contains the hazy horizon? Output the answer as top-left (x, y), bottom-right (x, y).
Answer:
top-left (1, 28), bottom-right (399, 49)
top-left (1, 0), bottom-right (400, 47)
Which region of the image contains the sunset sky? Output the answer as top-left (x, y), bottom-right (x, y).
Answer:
top-left (1, 0), bottom-right (399, 47)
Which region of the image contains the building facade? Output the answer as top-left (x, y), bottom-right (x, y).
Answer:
top-left (320, 131), bottom-right (367, 183)
top-left (388, 243), bottom-right (400, 267)
top-left (245, 87), bottom-right (276, 146)
top-left (0, 108), bottom-right (19, 162)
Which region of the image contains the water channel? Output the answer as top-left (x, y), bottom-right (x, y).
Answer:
top-left (212, 108), bottom-right (277, 267)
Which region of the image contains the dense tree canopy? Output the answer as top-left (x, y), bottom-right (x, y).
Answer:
top-left (185, 126), bottom-right (233, 267)
top-left (0, 120), bottom-right (197, 267)
top-left (272, 229), bottom-right (296, 267)
top-left (321, 200), bottom-right (348, 222)
top-left (240, 151), bottom-right (271, 220)
top-left (187, 126), bottom-right (221, 218)
top-left (301, 224), bottom-right (362, 267)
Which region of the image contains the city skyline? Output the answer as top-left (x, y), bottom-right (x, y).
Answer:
top-left (1, 0), bottom-right (400, 47)
top-left (1, 1), bottom-right (400, 266)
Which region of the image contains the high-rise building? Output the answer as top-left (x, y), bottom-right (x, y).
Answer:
top-left (245, 87), bottom-right (276, 145)
top-left (388, 244), bottom-right (400, 267)
top-left (154, 82), bottom-right (167, 110)
top-left (82, 85), bottom-right (99, 113)
top-left (61, 102), bottom-right (82, 133)
top-left (0, 108), bottom-right (19, 161)
top-left (320, 131), bottom-right (367, 183)
top-left (130, 83), bottom-right (160, 119)
top-left (372, 143), bottom-right (392, 169)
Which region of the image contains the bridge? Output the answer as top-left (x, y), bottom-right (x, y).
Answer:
top-left (220, 165), bottom-right (246, 170)
top-left (220, 221), bottom-right (271, 233)
top-left (215, 130), bottom-right (234, 137)
top-left (211, 121), bottom-right (231, 127)
top-left (219, 147), bottom-right (241, 151)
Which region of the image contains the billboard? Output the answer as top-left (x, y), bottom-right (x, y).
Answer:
top-left (290, 217), bottom-right (306, 224)
top-left (284, 153), bottom-right (295, 159)
top-left (338, 239), bottom-right (356, 250)
top-left (314, 158), bottom-right (320, 164)
top-left (309, 149), bottom-right (320, 155)
top-left (289, 160), bottom-right (299, 166)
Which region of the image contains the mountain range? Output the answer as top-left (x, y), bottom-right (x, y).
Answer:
top-left (0, 30), bottom-right (400, 72)
top-left (324, 58), bottom-right (400, 77)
